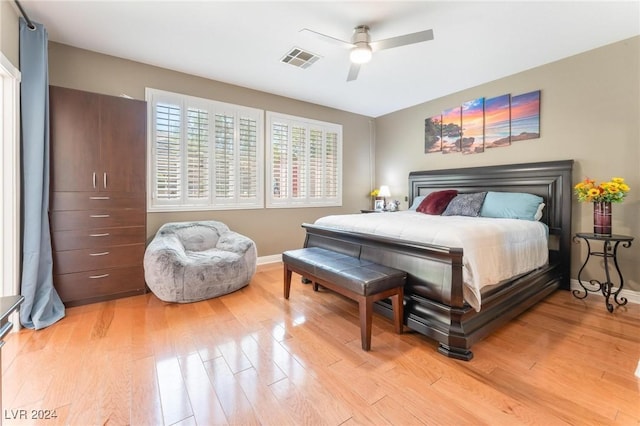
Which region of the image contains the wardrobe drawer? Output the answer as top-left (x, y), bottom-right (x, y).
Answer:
top-left (53, 243), bottom-right (144, 275)
top-left (50, 209), bottom-right (145, 231)
top-left (52, 226), bottom-right (145, 251)
top-left (54, 266), bottom-right (145, 305)
top-left (51, 191), bottom-right (145, 211)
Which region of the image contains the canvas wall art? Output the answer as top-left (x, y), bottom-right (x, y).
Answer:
top-left (424, 89), bottom-right (540, 155)
top-left (484, 94), bottom-right (511, 148)
top-left (441, 106), bottom-right (461, 154)
top-left (510, 90), bottom-right (540, 141)
top-left (424, 114), bottom-right (442, 153)
top-left (461, 98), bottom-right (484, 154)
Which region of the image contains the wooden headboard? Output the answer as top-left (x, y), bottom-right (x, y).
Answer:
top-left (408, 160), bottom-right (574, 288)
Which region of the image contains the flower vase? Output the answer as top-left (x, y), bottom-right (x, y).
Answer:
top-left (593, 201), bottom-right (612, 236)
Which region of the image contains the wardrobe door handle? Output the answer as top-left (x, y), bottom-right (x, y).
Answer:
top-left (90, 214), bottom-right (110, 218)
top-left (89, 274), bottom-right (109, 279)
top-left (92, 172), bottom-right (96, 189)
top-left (89, 252), bottom-right (109, 257)
top-left (103, 172), bottom-right (107, 189)
top-left (89, 233), bottom-right (110, 237)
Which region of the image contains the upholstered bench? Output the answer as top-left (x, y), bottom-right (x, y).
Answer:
top-left (282, 247), bottom-right (406, 351)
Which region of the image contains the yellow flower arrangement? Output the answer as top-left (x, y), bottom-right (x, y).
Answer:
top-left (574, 177), bottom-right (630, 203)
top-left (370, 189), bottom-right (380, 197)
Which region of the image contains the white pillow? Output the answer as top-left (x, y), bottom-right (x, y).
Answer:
top-left (534, 203), bottom-right (545, 221)
top-left (408, 195), bottom-right (426, 211)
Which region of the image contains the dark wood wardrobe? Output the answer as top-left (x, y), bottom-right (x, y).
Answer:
top-left (49, 86), bottom-right (147, 306)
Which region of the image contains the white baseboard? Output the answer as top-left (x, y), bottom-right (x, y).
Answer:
top-left (257, 254), bottom-right (282, 265)
top-left (569, 278), bottom-right (640, 305)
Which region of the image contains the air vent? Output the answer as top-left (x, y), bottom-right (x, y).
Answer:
top-left (281, 47), bottom-right (320, 69)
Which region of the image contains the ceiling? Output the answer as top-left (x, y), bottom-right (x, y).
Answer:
top-left (19, 1), bottom-right (640, 117)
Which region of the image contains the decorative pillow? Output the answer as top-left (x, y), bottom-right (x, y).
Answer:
top-left (534, 203), bottom-right (545, 221)
top-left (416, 190), bottom-right (458, 215)
top-left (479, 191), bottom-right (545, 221)
top-left (408, 195), bottom-right (427, 211)
top-left (442, 192), bottom-right (487, 217)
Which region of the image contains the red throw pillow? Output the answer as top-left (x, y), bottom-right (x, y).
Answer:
top-left (416, 190), bottom-right (459, 215)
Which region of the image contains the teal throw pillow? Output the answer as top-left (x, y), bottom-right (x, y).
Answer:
top-left (479, 191), bottom-right (544, 221)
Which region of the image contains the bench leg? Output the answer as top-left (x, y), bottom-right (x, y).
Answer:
top-left (391, 287), bottom-right (404, 335)
top-left (358, 296), bottom-right (373, 351)
top-left (283, 265), bottom-right (292, 299)
top-left (359, 287), bottom-right (403, 350)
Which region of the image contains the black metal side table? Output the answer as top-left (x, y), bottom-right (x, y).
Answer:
top-left (573, 232), bottom-right (634, 313)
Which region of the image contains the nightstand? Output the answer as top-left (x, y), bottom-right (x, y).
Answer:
top-left (573, 232), bottom-right (634, 312)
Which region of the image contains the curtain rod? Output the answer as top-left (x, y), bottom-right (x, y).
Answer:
top-left (14, 0), bottom-right (36, 31)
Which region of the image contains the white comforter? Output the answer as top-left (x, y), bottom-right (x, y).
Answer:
top-left (314, 211), bottom-right (549, 311)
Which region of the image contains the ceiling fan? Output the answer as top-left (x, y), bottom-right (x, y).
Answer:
top-left (301, 25), bottom-right (434, 81)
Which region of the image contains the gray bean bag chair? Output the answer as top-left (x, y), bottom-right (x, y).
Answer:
top-left (144, 221), bottom-right (257, 303)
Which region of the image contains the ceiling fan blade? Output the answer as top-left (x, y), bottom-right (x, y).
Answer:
top-left (346, 63), bottom-right (361, 82)
top-left (370, 29), bottom-right (434, 52)
top-left (300, 28), bottom-right (353, 48)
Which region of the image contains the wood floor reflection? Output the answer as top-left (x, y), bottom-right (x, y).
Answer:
top-left (2, 263), bottom-right (639, 425)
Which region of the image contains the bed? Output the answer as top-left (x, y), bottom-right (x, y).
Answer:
top-left (301, 160), bottom-right (573, 360)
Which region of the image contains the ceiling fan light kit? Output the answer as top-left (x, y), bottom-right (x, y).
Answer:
top-left (349, 25), bottom-right (372, 64)
top-left (350, 44), bottom-right (372, 64)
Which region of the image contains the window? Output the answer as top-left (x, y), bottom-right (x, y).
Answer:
top-left (1, 52), bottom-right (20, 298)
top-left (266, 112), bottom-right (342, 208)
top-left (147, 89), bottom-right (263, 211)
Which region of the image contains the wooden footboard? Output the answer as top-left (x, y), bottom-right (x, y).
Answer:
top-left (302, 160), bottom-right (574, 360)
top-left (302, 223), bottom-right (466, 307)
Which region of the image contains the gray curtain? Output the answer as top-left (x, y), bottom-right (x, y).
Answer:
top-left (19, 18), bottom-right (65, 329)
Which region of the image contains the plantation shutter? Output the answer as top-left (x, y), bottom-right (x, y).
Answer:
top-left (266, 112), bottom-right (342, 207)
top-left (309, 129), bottom-right (323, 199)
top-left (186, 107), bottom-right (209, 201)
top-left (271, 122), bottom-right (288, 200)
top-left (147, 88), bottom-right (264, 211)
top-left (214, 113), bottom-right (235, 200)
top-left (239, 116), bottom-right (258, 200)
top-left (291, 126), bottom-right (307, 199)
top-left (154, 102), bottom-right (182, 201)
top-left (324, 131), bottom-right (339, 198)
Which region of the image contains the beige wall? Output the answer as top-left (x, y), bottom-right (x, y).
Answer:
top-left (47, 42), bottom-right (374, 257)
top-left (0, 0), bottom-right (19, 67)
top-left (375, 36), bottom-right (640, 291)
top-left (41, 35), bottom-right (640, 291)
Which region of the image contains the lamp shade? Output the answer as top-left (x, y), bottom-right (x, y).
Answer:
top-left (378, 185), bottom-right (391, 198)
top-left (350, 44), bottom-right (372, 64)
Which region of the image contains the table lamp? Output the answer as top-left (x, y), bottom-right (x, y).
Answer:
top-left (378, 185), bottom-right (391, 208)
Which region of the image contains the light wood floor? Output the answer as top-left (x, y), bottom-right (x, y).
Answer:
top-left (2, 263), bottom-right (639, 426)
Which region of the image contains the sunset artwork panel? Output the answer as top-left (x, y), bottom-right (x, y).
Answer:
top-left (484, 94), bottom-right (511, 148)
top-left (423, 89), bottom-right (540, 156)
top-left (461, 98), bottom-right (484, 154)
top-left (511, 90), bottom-right (540, 141)
top-left (424, 114), bottom-right (442, 153)
top-left (441, 106), bottom-right (461, 154)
